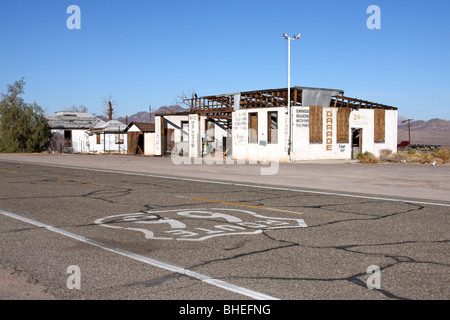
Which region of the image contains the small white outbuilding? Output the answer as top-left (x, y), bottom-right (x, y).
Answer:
top-left (125, 122), bottom-right (156, 156)
top-left (87, 120), bottom-right (128, 154)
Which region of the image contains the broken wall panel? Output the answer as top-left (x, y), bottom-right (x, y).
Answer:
top-left (336, 107), bottom-right (351, 143)
top-left (248, 113), bottom-right (258, 143)
top-left (374, 109), bottom-right (386, 143)
top-left (267, 111), bottom-right (278, 144)
top-left (127, 132), bottom-right (140, 155)
top-left (309, 106), bottom-right (323, 143)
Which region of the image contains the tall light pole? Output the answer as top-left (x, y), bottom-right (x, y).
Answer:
top-left (284, 32), bottom-right (301, 162)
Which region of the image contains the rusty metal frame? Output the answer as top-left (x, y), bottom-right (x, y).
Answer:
top-left (182, 87), bottom-right (396, 120)
top-left (330, 95), bottom-right (396, 110)
top-left (185, 88), bottom-right (304, 119)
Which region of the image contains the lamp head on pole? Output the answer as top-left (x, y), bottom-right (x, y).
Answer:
top-left (283, 32), bottom-right (301, 40)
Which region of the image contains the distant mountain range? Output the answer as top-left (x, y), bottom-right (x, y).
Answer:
top-left (97, 105), bottom-right (187, 124)
top-left (398, 116), bottom-right (450, 146)
top-left (99, 110), bottom-right (450, 147)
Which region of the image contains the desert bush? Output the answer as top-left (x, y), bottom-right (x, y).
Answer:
top-left (379, 149), bottom-right (393, 161)
top-left (384, 151), bottom-right (407, 163)
top-left (406, 152), bottom-right (422, 163)
top-left (47, 133), bottom-right (65, 153)
top-left (419, 152), bottom-right (434, 164)
top-left (433, 148), bottom-right (450, 163)
top-left (377, 148), bottom-right (448, 165)
top-left (357, 152), bottom-right (379, 164)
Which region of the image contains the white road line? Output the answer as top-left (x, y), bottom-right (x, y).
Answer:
top-left (3, 159), bottom-right (449, 207)
top-left (0, 208), bottom-right (278, 300)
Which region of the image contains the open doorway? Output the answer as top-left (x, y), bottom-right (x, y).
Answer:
top-left (204, 119), bottom-right (215, 156)
top-left (64, 130), bottom-right (72, 148)
top-left (127, 132), bottom-right (145, 155)
top-left (352, 128), bottom-right (362, 159)
top-left (137, 133), bottom-right (144, 154)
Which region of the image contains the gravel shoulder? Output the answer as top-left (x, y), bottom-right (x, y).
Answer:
top-left (0, 265), bottom-right (55, 300)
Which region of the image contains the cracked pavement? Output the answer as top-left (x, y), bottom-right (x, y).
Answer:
top-left (0, 158), bottom-right (448, 300)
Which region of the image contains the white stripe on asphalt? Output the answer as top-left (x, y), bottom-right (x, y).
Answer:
top-left (0, 208), bottom-right (279, 300)
top-left (2, 159), bottom-right (449, 207)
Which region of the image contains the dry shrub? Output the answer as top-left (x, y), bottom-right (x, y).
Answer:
top-left (376, 148), bottom-right (449, 165)
top-left (47, 133), bottom-right (65, 153)
top-left (433, 148), bottom-right (450, 163)
top-left (407, 153), bottom-right (423, 163)
top-left (419, 152), bottom-right (434, 164)
top-left (357, 152), bottom-right (379, 164)
top-left (384, 151), bottom-right (407, 163)
top-left (379, 149), bottom-right (393, 161)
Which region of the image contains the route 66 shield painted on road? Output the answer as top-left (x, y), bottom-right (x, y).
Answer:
top-left (95, 208), bottom-right (307, 241)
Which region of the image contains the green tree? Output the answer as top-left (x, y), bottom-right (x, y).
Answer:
top-left (0, 78), bottom-right (50, 153)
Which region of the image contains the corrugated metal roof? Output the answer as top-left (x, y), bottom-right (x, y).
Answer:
top-left (45, 112), bottom-right (105, 129)
top-left (90, 120), bottom-right (127, 132)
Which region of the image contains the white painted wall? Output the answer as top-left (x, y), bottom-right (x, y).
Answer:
top-left (86, 132), bottom-right (127, 154)
top-left (188, 114), bottom-right (201, 158)
top-left (127, 124), bottom-right (141, 133)
top-left (292, 107), bottom-right (397, 160)
top-left (160, 115), bottom-right (189, 155)
top-left (231, 106), bottom-right (397, 162)
top-left (157, 114), bottom-right (230, 159)
top-left (158, 108), bottom-right (397, 162)
top-left (370, 109), bottom-right (398, 157)
top-left (51, 129), bottom-right (90, 153)
top-left (155, 116), bottom-right (162, 156)
top-left (199, 115), bottom-right (229, 158)
top-left (144, 132), bottom-right (155, 155)
top-left (126, 124), bottom-right (156, 155)
top-left (164, 115), bottom-right (189, 146)
top-left (232, 108), bottom-right (288, 163)
top-left (72, 130), bottom-right (89, 153)
top-left (292, 107), bottom-right (349, 160)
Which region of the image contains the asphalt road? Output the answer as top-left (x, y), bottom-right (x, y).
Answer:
top-left (0, 160), bottom-right (449, 301)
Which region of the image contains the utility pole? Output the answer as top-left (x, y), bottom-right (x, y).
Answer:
top-left (402, 119), bottom-right (414, 148)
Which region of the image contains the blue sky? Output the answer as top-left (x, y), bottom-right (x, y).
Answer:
top-left (0, 0), bottom-right (449, 120)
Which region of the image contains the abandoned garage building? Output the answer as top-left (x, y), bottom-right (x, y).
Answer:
top-left (154, 86), bottom-right (398, 162)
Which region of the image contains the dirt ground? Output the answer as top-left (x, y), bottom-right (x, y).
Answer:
top-left (0, 265), bottom-right (55, 300)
